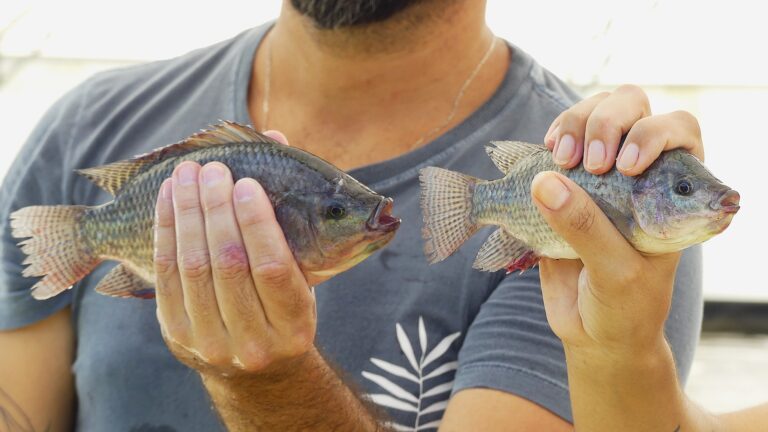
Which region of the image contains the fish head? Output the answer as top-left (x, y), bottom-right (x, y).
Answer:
top-left (278, 174), bottom-right (400, 285)
top-left (630, 150), bottom-right (739, 250)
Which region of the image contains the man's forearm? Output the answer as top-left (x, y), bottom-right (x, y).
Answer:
top-left (564, 339), bottom-right (720, 432)
top-left (202, 348), bottom-right (388, 431)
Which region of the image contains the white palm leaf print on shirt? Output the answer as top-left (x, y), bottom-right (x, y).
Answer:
top-left (363, 316), bottom-right (461, 431)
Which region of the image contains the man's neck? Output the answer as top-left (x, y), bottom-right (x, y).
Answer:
top-left (248, 0), bottom-right (509, 170)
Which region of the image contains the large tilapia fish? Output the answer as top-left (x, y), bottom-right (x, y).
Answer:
top-left (420, 141), bottom-right (739, 272)
top-left (11, 121), bottom-right (400, 300)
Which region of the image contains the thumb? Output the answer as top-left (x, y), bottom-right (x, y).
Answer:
top-left (263, 130), bottom-right (290, 146)
top-left (530, 171), bottom-right (638, 271)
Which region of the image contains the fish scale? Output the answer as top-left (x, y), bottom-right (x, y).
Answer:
top-left (11, 121), bottom-right (400, 300)
top-left (420, 140), bottom-right (739, 273)
top-left (474, 155), bottom-right (633, 260)
top-left (82, 143), bottom-right (312, 274)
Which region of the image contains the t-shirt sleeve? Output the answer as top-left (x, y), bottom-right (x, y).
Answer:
top-left (0, 85), bottom-right (88, 330)
top-left (450, 246), bottom-right (703, 422)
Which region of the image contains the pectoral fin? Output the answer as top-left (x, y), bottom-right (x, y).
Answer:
top-left (592, 195), bottom-right (635, 240)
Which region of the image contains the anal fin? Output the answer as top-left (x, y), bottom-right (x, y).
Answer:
top-left (473, 228), bottom-right (538, 273)
top-left (95, 263), bottom-right (155, 299)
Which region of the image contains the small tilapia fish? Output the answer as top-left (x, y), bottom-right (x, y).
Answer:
top-left (11, 121), bottom-right (400, 300)
top-left (419, 141), bottom-right (739, 272)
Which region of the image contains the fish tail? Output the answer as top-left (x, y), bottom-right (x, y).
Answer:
top-left (10, 205), bottom-right (100, 300)
top-left (419, 167), bottom-right (481, 264)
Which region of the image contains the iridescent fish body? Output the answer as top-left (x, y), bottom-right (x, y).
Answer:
top-left (419, 141), bottom-right (739, 273)
top-left (11, 122), bottom-right (400, 300)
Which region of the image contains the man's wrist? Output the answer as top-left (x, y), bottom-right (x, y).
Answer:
top-left (200, 347), bottom-right (321, 391)
top-left (200, 346), bottom-right (385, 431)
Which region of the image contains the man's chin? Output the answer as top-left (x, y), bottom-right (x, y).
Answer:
top-left (290, 0), bottom-right (420, 29)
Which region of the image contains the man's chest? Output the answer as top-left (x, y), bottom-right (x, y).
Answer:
top-left (312, 210), bottom-right (498, 430)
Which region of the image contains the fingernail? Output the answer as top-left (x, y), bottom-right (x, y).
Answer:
top-left (554, 134), bottom-right (575, 165)
top-left (201, 164), bottom-right (224, 186)
top-left (534, 173), bottom-right (570, 210)
top-left (177, 163), bottom-right (198, 185)
top-left (617, 142), bottom-right (639, 171)
top-left (160, 179), bottom-right (172, 200)
top-left (586, 139), bottom-right (605, 170)
top-left (234, 180), bottom-right (257, 202)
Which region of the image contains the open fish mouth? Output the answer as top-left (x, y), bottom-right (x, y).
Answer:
top-left (715, 190), bottom-right (741, 214)
top-left (708, 190), bottom-right (740, 234)
top-left (366, 197), bottom-right (400, 233)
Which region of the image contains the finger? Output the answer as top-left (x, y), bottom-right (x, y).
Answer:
top-left (172, 162), bottom-right (226, 337)
top-left (616, 111), bottom-right (704, 176)
top-left (552, 92), bottom-right (611, 168)
top-left (199, 162), bottom-right (267, 338)
top-left (153, 179), bottom-right (191, 341)
top-left (263, 130), bottom-right (289, 145)
top-left (233, 179), bottom-right (315, 335)
top-left (530, 171), bottom-right (639, 273)
top-left (583, 84), bottom-right (651, 174)
top-left (544, 121), bottom-right (560, 150)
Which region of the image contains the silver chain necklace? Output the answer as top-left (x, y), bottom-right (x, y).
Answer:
top-left (260, 35), bottom-right (498, 149)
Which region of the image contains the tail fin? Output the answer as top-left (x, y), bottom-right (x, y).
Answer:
top-left (10, 205), bottom-right (99, 300)
top-left (419, 167), bottom-right (481, 264)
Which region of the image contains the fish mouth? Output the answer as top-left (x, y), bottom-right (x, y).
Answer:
top-left (707, 190), bottom-right (740, 235)
top-left (713, 189), bottom-right (741, 214)
top-left (366, 197), bottom-right (401, 233)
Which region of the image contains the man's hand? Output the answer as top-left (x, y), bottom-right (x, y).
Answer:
top-left (152, 131), bottom-right (383, 431)
top-left (153, 134), bottom-right (316, 378)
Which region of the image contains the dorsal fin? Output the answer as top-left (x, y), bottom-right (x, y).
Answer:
top-left (77, 121), bottom-right (275, 195)
top-left (485, 141), bottom-right (545, 174)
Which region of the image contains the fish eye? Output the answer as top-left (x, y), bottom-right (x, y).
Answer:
top-left (325, 202), bottom-right (346, 220)
top-left (674, 179), bottom-right (694, 196)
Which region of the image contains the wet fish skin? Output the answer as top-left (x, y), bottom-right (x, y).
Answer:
top-left (419, 141), bottom-right (739, 273)
top-left (11, 122), bottom-right (400, 300)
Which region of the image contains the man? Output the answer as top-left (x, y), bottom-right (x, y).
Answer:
top-left (0, 1), bottom-right (704, 430)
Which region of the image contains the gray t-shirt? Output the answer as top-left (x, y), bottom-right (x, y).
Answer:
top-left (0, 24), bottom-right (703, 431)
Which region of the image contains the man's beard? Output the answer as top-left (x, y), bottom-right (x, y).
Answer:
top-left (290, 0), bottom-right (421, 29)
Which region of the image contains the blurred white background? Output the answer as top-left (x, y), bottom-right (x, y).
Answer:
top-left (1, 0), bottom-right (767, 412)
